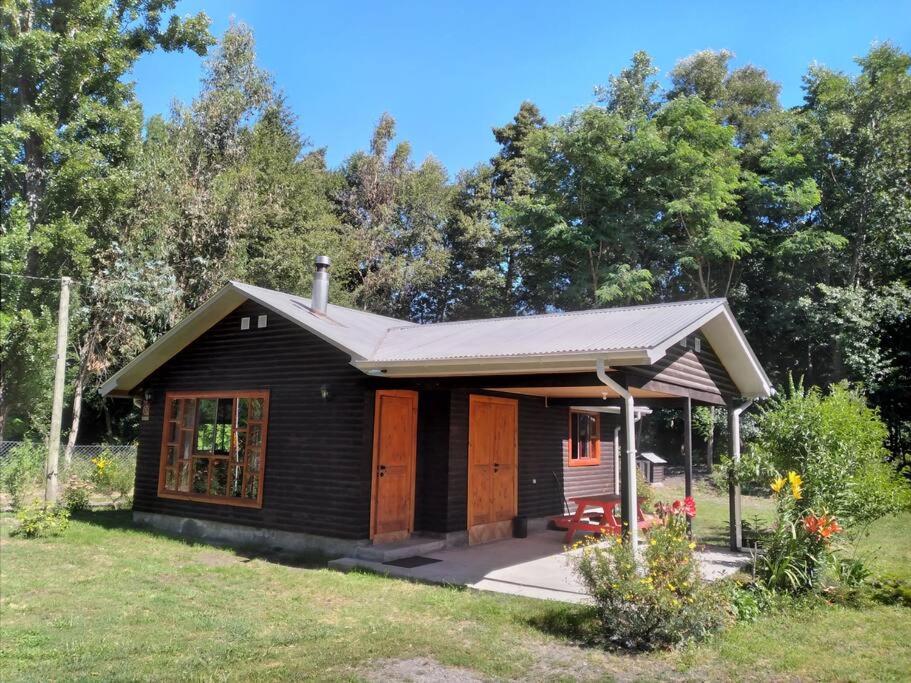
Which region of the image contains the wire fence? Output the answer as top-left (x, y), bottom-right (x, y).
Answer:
top-left (0, 440), bottom-right (137, 511)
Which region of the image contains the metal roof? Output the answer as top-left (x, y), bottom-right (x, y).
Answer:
top-left (369, 299), bottom-right (727, 362)
top-left (100, 281), bottom-right (772, 399)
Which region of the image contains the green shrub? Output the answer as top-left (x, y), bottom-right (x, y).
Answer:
top-left (11, 503), bottom-right (70, 538)
top-left (575, 496), bottom-right (729, 650)
top-left (742, 378), bottom-right (911, 530)
top-left (1, 441), bottom-right (46, 509)
top-left (62, 475), bottom-right (93, 512)
top-left (89, 451), bottom-right (135, 507)
top-left (636, 467), bottom-right (653, 507)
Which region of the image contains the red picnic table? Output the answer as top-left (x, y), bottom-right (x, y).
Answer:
top-left (553, 495), bottom-right (655, 544)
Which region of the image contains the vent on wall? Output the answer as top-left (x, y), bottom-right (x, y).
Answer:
top-left (694, 337), bottom-right (702, 353)
top-left (240, 317), bottom-right (251, 330)
top-left (257, 314), bottom-right (268, 329)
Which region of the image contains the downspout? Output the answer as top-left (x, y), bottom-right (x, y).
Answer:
top-left (728, 399), bottom-right (753, 551)
top-left (596, 359), bottom-right (638, 549)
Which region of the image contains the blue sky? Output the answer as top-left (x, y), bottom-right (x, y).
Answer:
top-left (132, 1), bottom-right (910, 174)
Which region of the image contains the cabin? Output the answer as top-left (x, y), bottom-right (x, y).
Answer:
top-left (101, 257), bottom-right (772, 556)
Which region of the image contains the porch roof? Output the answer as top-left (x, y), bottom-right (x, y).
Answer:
top-left (100, 281), bottom-right (772, 400)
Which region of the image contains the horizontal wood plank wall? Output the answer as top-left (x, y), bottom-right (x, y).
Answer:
top-left (135, 300), bottom-right (373, 539)
top-left (627, 334), bottom-right (737, 399)
top-left (445, 389), bottom-right (470, 532)
top-left (414, 390), bottom-right (451, 533)
top-left (562, 414), bottom-right (618, 511)
top-left (445, 391), bottom-right (618, 523)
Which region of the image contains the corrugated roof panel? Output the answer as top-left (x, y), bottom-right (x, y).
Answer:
top-left (231, 282), bottom-right (414, 360)
top-left (369, 299), bottom-right (725, 361)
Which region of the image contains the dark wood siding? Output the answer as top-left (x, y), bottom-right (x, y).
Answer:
top-left (445, 389), bottom-right (470, 532)
top-left (562, 413), bottom-right (618, 511)
top-left (135, 300), bottom-right (373, 540)
top-left (627, 334), bottom-right (737, 401)
top-left (414, 390), bottom-right (451, 533)
top-left (444, 392), bottom-right (617, 523)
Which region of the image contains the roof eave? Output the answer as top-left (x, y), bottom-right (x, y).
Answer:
top-left (351, 349), bottom-right (651, 378)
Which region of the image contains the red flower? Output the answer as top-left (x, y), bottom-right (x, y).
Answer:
top-left (683, 496), bottom-right (696, 519)
top-left (803, 514), bottom-right (842, 539)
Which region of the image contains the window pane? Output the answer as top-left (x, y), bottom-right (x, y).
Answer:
top-left (245, 472), bottom-right (259, 499)
top-left (178, 462), bottom-right (191, 492)
top-left (250, 397), bottom-right (264, 420)
top-left (230, 464), bottom-right (244, 497)
top-left (249, 424), bottom-right (262, 448)
top-left (181, 399), bottom-right (196, 428)
top-left (196, 399), bottom-right (217, 452)
top-left (247, 448), bottom-right (260, 472)
top-left (165, 468), bottom-right (176, 491)
top-left (167, 421), bottom-right (178, 444)
top-left (166, 445), bottom-right (177, 466)
top-left (209, 460), bottom-right (228, 496)
top-left (181, 429), bottom-right (194, 460)
top-left (237, 398), bottom-right (248, 429)
top-left (214, 399), bottom-right (232, 455)
top-left (192, 459), bottom-right (209, 494)
top-left (234, 431), bottom-right (246, 463)
top-left (169, 398), bottom-right (180, 421)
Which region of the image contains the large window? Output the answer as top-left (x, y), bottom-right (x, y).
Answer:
top-left (158, 391), bottom-right (269, 507)
top-left (568, 410), bottom-right (601, 467)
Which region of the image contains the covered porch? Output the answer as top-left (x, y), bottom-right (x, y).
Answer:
top-left (330, 525), bottom-right (750, 604)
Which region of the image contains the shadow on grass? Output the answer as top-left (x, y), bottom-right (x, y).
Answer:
top-left (70, 508), bottom-right (328, 569)
top-left (524, 603), bottom-right (602, 647)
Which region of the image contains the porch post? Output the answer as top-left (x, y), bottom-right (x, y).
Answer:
top-left (683, 396), bottom-right (693, 534)
top-left (682, 396), bottom-right (693, 500)
top-left (596, 360), bottom-right (638, 548)
top-left (727, 400), bottom-right (752, 551)
top-left (621, 394), bottom-right (638, 547)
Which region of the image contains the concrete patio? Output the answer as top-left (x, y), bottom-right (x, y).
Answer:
top-left (329, 529), bottom-right (751, 604)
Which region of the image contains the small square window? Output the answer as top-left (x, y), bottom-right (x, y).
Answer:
top-left (694, 337), bottom-right (702, 353)
top-left (257, 314), bottom-right (267, 328)
top-left (240, 317), bottom-right (250, 330)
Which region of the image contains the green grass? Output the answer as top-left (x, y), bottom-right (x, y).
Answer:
top-left (1, 484), bottom-right (909, 681)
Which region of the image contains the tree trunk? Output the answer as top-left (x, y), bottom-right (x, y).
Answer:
top-left (63, 329), bottom-right (97, 468)
top-left (0, 376), bottom-right (8, 439)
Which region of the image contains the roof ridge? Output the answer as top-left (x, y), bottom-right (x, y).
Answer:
top-left (384, 297), bottom-right (727, 332)
top-left (229, 280), bottom-right (415, 327)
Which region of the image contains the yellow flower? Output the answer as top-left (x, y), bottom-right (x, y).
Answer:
top-left (688, 542), bottom-right (696, 550)
top-left (788, 471), bottom-right (803, 500)
top-left (771, 476), bottom-right (786, 493)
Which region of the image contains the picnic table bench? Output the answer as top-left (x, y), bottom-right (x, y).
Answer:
top-left (552, 495), bottom-right (656, 544)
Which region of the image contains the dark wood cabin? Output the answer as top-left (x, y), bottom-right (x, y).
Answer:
top-left (105, 269), bottom-right (771, 555)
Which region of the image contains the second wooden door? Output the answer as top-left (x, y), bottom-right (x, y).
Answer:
top-left (467, 394), bottom-right (518, 544)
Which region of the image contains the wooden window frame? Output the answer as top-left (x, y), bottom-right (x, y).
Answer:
top-left (157, 390), bottom-right (270, 508)
top-left (568, 409), bottom-right (601, 467)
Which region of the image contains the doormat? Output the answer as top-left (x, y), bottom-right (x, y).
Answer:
top-left (383, 556), bottom-right (443, 568)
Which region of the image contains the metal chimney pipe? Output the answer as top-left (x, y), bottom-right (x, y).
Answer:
top-left (311, 255), bottom-right (331, 314)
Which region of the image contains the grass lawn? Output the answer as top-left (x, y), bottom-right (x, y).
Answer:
top-left (2, 483), bottom-right (909, 681)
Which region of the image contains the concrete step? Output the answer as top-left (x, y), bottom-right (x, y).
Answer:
top-left (353, 536), bottom-right (446, 562)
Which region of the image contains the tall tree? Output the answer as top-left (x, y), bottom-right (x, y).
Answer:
top-left (334, 113), bottom-right (451, 320)
top-left (0, 0), bottom-right (211, 439)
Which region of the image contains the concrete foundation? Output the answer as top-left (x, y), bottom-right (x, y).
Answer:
top-left (132, 511), bottom-right (370, 559)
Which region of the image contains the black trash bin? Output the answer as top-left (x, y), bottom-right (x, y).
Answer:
top-left (513, 515), bottom-right (528, 538)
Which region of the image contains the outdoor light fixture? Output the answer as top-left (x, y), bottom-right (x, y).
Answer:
top-left (320, 384), bottom-right (330, 401)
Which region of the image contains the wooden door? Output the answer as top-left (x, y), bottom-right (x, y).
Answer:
top-left (370, 390), bottom-right (418, 543)
top-left (468, 395), bottom-right (518, 544)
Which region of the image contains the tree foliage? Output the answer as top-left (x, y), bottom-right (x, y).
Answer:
top-left (1, 7), bottom-right (908, 470)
